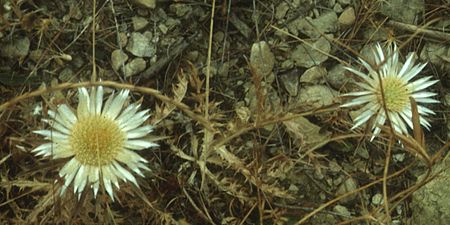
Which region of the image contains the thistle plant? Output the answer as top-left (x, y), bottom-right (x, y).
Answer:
top-left (33, 86), bottom-right (158, 200)
top-left (341, 43), bottom-right (440, 140)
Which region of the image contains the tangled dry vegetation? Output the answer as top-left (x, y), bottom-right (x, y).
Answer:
top-left (0, 0), bottom-right (449, 224)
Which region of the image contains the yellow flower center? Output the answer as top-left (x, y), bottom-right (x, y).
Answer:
top-left (377, 76), bottom-right (410, 112)
top-left (70, 115), bottom-right (125, 166)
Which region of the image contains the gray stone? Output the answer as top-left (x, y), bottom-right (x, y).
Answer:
top-left (336, 177), bottom-right (359, 203)
top-left (371, 193), bottom-right (383, 206)
top-left (289, 11), bottom-right (338, 38)
top-left (282, 115), bottom-right (331, 149)
top-left (338, 7), bottom-right (356, 26)
top-left (359, 43), bottom-right (379, 66)
top-left (411, 159), bottom-right (450, 224)
top-left (362, 27), bottom-right (390, 42)
top-left (379, 0), bottom-right (424, 24)
top-left (29, 49), bottom-right (43, 63)
top-left (124, 58), bottom-right (147, 77)
top-left (169, 3), bottom-right (192, 17)
top-left (275, 2), bottom-right (290, 20)
top-left (111, 50), bottom-right (129, 72)
top-left (250, 41), bottom-right (275, 77)
top-left (326, 63), bottom-right (355, 89)
top-left (126, 32), bottom-right (156, 57)
top-left (333, 3), bottom-right (343, 13)
top-left (281, 59), bottom-right (294, 70)
top-left (393, 153), bottom-right (406, 163)
top-left (213, 31), bottom-right (225, 42)
top-left (280, 73), bottom-right (299, 96)
top-left (355, 146), bottom-right (369, 159)
top-left (59, 68), bottom-right (75, 82)
top-left (288, 184), bottom-right (299, 192)
top-left (327, 0), bottom-right (336, 7)
top-left (337, 0), bottom-right (351, 5)
top-left (420, 42), bottom-right (450, 73)
top-left (444, 93), bottom-right (450, 106)
top-left (132, 16), bottom-right (149, 31)
top-left (289, 85), bottom-right (338, 110)
top-left (245, 82), bottom-right (281, 115)
top-left (118, 32), bottom-right (128, 48)
top-left (132, 0), bottom-right (156, 9)
top-left (0, 36), bottom-right (30, 58)
top-left (333, 205), bottom-right (351, 218)
top-left (158, 24), bottom-right (168, 34)
top-left (291, 37), bottom-right (331, 68)
top-left (164, 18), bottom-right (181, 32)
top-left (300, 66), bottom-right (326, 84)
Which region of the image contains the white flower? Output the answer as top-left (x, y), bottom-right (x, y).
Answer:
top-left (33, 86), bottom-right (158, 200)
top-left (341, 43), bottom-right (439, 140)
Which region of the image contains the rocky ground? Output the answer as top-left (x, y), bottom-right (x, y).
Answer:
top-left (0, 0), bottom-right (449, 224)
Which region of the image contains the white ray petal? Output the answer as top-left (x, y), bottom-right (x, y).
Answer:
top-left (345, 66), bottom-right (376, 84)
top-left (124, 139), bottom-right (158, 150)
top-left (402, 63), bottom-right (427, 82)
top-left (358, 58), bottom-right (378, 78)
top-left (102, 90), bottom-right (115, 115)
top-left (112, 161), bottom-right (138, 186)
top-left (398, 53), bottom-right (415, 77)
top-left (48, 110), bottom-right (73, 130)
top-left (32, 143), bottom-right (53, 154)
top-left (77, 88), bottom-right (90, 118)
top-left (412, 91), bottom-right (437, 99)
top-left (420, 117), bottom-right (432, 129)
top-left (121, 110), bottom-right (150, 131)
top-left (351, 103), bottom-right (379, 130)
top-left (89, 88), bottom-right (97, 114)
top-left (95, 86), bottom-right (104, 115)
top-left (57, 105), bottom-right (77, 125)
top-left (414, 98), bottom-right (440, 104)
top-left (73, 165), bottom-right (87, 194)
top-left (406, 76), bottom-right (434, 90)
top-left (105, 90), bottom-right (130, 119)
top-left (341, 91), bottom-right (372, 97)
top-left (390, 112), bottom-right (408, 135)
top-left (418, 106), bottom-right (435, 115)
top-left (370, 127), bottom-right (382, 141)
top-left (42, 119), bottom-right (71, 134)
top-left (102, 166), bottom-right (115, 200)
top-left (351, 112), bottom-right (374, 130)
top-left (116, 104), bottom-right (140, 125)
top-left (53, 147), bottom-right (74, 159)
top-left (59, 159), bottom-right (81, 195)
top-left (354, 81), bottom-right (377, 92)
top-left (33, 130), bottom-right (68, 140)
top-left (92, 181), bottom-right (100, 198)
top-left (126, 125), bottom-right (154, 139)
top-left (374, 43), bottom-right (385, 64)
top-left (116, 149), bottom-right (147, 165)
top-left (399, 111), bottom-right (414, 130)
top-left (341, 95), bottom-right (376, 108)
top-left (373, 110), bottom-right (386, 128)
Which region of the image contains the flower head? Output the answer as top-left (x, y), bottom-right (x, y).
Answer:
top-left (33, 86), bottom-right (157, 200)
top-left (341, 43), bottom-right (439, 140)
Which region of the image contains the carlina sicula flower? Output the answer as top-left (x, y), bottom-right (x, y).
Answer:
top-left (341, 42), bottom-right (440, 141)
top-left (33, 86), bottom-right (158, 200)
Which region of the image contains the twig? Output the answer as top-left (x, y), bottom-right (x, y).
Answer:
top-left (91, 0), bottom-right (97, 82)
top-left (0, 81), bottom-right (214, 131)
top-left (387, 20), bottom-right (450, 41)
top-left (199, 0), bottom-right (216, 191)
top-left (294, 163), bottom-right (413, 224)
